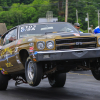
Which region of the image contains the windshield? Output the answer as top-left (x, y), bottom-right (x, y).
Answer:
top-left (19, 23), bottom-right (78, 38)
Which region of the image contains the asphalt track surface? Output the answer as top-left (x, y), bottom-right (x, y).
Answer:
top-left (0, 70), bottom-right (100, 100)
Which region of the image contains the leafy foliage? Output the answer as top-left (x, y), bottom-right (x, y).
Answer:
top-left (0, 0), bottom-right (99, 31)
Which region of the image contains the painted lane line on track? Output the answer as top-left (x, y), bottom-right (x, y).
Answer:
top-left (68, 72), bottom-right (92, 76)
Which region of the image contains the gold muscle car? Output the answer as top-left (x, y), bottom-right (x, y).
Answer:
top-left (0, 22), bottom-right (100, 90)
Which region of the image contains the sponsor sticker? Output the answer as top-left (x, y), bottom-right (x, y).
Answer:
top-left (23, 39), bottom-right (26, 42)
top-left (0, 68), bottom-right (2, 70)
top-left (15, 47), bottom-right (18, 52)
top-left (34, 51), bottom-right (37, 55)
top-left (73, 33), bottom-right (80, 36)
top-left (1, 47), bottom-right (12, 57)
top-left (21, 27), bottom-right (25, 32)
top-left (29, 43), bottom-right (34, 46)
top-left (29, 47), bottom-right (34, 52)
top-left (5, 62), bottom-right (13, 67)
top-left (32, 53), bottom-right (36, 58)
top-left (17, 40), bottom-right (21, 44)
top-left (17, 60), bottom-right (21, 64)
top-left (1, 70), bottom-right (8, 75)
top-left (28, 39), bottom-right (33, 42)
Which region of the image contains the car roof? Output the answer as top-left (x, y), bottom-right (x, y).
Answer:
top-left (18, 22), bottom-right (70, 26)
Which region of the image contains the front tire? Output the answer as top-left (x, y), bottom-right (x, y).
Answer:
top-left (0, 71), bottom-right (8, 90)
top-left (25, 58), bottom-right (43, 86)
top-left (48, 73), bottom-right (66, 87)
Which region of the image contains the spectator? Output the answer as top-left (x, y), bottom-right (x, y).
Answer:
top-left (74, 23), bottom-right (83, 33)
top-left (94, 26), bottom-right (100, 34)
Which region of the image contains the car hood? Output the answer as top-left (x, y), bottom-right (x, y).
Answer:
top-left (18, 32), bottom-right (95, 43)
top-left (34, 32), bottom-right (94, 39)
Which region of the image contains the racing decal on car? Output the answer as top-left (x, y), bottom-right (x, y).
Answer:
top-left (1, 48), bottom-right (13, 67)
top-left (0, 68), bottom-right (8, 74)
top-left (32, 53), bottom-right (36, 58)
top-left (0, 68), bottom-right (2, 70)
top-left (23, 38), bottom-right (25, 42)
top-left (29, 47), bottom-right (34, 52)
top-left (1, 47), bottom-right (12, 57)
top-left (1, 70), bottom-right (8, 75)
top-left (41, 27), bottom-right (53, 30)
top-left (21, 27), bottom-right (26, 32)
top-left (34, 51), bottom-right (37, 55)
top-left (21, 25), bottom-right (36, 32)
top-left (17, 40), bottom-right (21, 44)
top-left (15, 55), bottom-right (22, 64)
top-left (15, 47), bottom-right (18, 52)
top-left (29, 43), bottom-right (34, 46)
top-left (6, 62), bottom-right (13, 67)
top-left (32, 51), bottom-right (37, 62)
top-left (73, 33), bottom-right (80, 36)
top-left (16, 60), bottom-right (21, 64)
top-left (5, 53), bottom-right (13, 67)
top-left (28, 38), bottom-right (33, 42)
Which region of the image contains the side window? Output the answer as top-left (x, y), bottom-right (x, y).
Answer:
top-left (3, 28), bottom-right (17, 45)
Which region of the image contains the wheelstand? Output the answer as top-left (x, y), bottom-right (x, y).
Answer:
top-left (14, 76), bottom-right (27, 86)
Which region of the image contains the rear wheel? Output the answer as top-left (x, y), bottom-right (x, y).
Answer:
top-left (91, 68), bottom-right (100, 80)
top-left (0, 71), bottom-right (8, 90)
top-left (91, 61), bottom-right (100, 80)
top-left (25, 58), bottom-right (43, 86)
top-left (48, 73), bottom-right (66, 87)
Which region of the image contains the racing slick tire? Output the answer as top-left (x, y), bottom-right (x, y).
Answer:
top-left (25, 58), bottom-right (43, 86)
top-left (91, 69), bottom-right (100, 80)
top-left (0, 71), bottom-right (8, 90)
top-left (91, 61), bottom-right (100, 80)
top-left (48, 73), bottom-right (66, 87)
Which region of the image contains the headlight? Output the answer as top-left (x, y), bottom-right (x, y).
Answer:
top-left (98, 38), bottom-right (100, 45)
top-left (37, 41), bottom-right (45, 50)
top-left (46, 41), bottom-right (54, 49)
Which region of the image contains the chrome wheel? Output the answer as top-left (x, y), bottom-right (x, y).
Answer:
top-left (27, 61), bottom-right (34, 80)
top-left (25, 58), bottom-right (43, 86)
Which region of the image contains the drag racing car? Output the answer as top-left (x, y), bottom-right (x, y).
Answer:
top-left (0, 22), bottom-right (100, 90)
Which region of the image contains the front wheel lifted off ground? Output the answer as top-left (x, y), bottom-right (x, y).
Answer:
top-left (25, 58), bottom-right (43, 86)
top-left (48, 73), bottom-right (66, 87)
top-left (0, 71), bottom-right (8, 90)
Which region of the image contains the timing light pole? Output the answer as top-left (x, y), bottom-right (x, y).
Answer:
top-left (76, 9), bottom-right (78, 23)
top-left (87, 13), bottom-right (89, 33)
top-left (65, 0), bottom-right (68, 22)
top-left (98, 10), bottom-right (100, 26)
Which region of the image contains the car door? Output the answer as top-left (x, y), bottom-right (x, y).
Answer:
top-left (0, 28), bottom-right (24, 73)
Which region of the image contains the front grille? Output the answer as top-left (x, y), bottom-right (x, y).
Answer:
top-left (56, 37), bottom-right (97, 50)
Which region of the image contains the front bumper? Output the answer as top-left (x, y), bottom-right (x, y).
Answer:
top-left (35, 48), bottom-right (100, 61)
